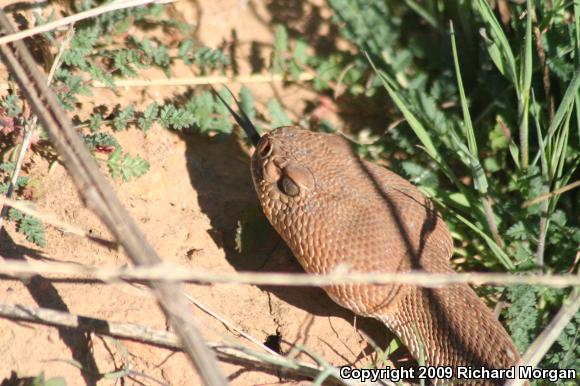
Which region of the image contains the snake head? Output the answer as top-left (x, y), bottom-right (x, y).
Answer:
top-left (250, 126), bottom-right (369, 276)
top-left (251, 127), bottom-right (315, 217)
top-left (250, 126), bottom-right (354, 221)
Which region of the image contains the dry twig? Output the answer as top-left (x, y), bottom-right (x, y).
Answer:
top-left (522, 180), bottom-right (580, 208)
top-left (0, 26), bottom-right (75, 233)
top-left (0, 260), bottom-right (578, 288)
top-left (0, 0), bottom-right (174, 46)
top-left (0, 302), bottom-right (367, 386)
top-left (0, 196), bottom-right (113, 241)
top-left (91, 73), bottom-right (315, 87)
top-left (185, 294), bottom-right (281, 357)
top-left (0, 73), bottom-right (316, 90)
top-left (482, 196), bottom-right (505, 248)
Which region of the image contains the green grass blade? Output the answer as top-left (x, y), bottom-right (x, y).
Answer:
top-left (552, 108), bottom-right (573, 183)
top-left (518, 0), bottom-right (533, 169)
top-left (448, 128), bottom-right (488, 194)
top-left (367, 56), bottom-right (487, 222)
top-left (449, 21), bottom-right (488, 194)
top-left (547, 70), bottom-right (580, 139)
top-left (449, 208), bottom-right (515, 270)
top-left (576, 93), bottom-right (580, 147)
top-left (368, 53), bottom-right (487, 222)
top-left (508, 139), bottom-right (521, 170)
top-left (533, 70), bottom-right (580, 168)
top-left (366, 52), bottom-right (441, 163)
top-left (531, 91), bottom-right (549, 179)
top-left (574, 0), bottom-right (580, 143)
top-left (368, 45), bottom-right (512, 269)
top-left (404, 0), bottom-right (441, 31)
top-left (575, 0), bottom-right (580, 55)
top-left (549, 159), bottom-right (580, 212)
top-left (475, 0), bottom-right (519, 91)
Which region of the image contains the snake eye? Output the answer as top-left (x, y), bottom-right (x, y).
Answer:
top-left (278, 175), bottom-right (300, 196)
top-left (258, 138), bottom-right (273, 158)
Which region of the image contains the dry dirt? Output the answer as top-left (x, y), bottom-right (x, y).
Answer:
top-left (0, 1), bottom-right (399, 385)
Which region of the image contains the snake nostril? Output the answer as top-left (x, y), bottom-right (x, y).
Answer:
top-left (258, 138), bottom-right (273, 158)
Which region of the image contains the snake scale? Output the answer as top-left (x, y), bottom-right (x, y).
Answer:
top-left (249, 126), bottom-right (521, 385)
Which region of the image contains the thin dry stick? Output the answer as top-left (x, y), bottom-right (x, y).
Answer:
top-left (91, 73), bottom-right (315, 87)
top-left (185, 294), bottom-right (282, 358)
top-left (0, 260), bottom-right (578, 288)
top-left (505, 288), bottom-right (580, 386)
top-left (0, 12), bottom-right (226, 385)
top-left (0, 302), bottom-right (178, 346)
top-left (0, 0), bottom-right (174, 46)
top-left (482, 196), bottom-right (505, 248)
top-left (535, 193), bottom-right (549, 269)
top-left (0, 26), bottom-right (74, 233)
top-left (2, 195), bottom-right (574, 288)
top-left (2, 196), bottom-right (576, 287)
top-left (0, 303), bottom-right (365, 386)
top-left (0, 73), bottom-right (316, 90)
top-left (0, 196), bottom-right (111, 240)
top-left (522, 180), bottom-right (580, 208)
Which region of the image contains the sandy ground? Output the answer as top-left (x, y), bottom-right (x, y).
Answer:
top-left (0, 1), bottom-right (400, 385)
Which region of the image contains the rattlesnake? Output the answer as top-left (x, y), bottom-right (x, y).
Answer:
top-left (250, 126), bottom-right (521, 385)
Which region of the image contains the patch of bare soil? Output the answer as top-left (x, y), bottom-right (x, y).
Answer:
top-left (0, 1), bottom-right (396, 385)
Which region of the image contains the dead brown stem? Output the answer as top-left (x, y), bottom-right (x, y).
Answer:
top-left (0, 260), bottom-right (578, 288)
top-left (0, 302), bottom-right (368, 386)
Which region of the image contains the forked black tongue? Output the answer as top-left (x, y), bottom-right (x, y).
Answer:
top-left (211, 85), bottom-right (261, 146)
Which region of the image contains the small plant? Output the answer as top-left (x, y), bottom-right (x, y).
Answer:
top-left (106, 147), bottom-right (149, 182)
top-left (8, 207), bottom-right (46, 248)
top-left (0, 161), bottom-right (45, 248)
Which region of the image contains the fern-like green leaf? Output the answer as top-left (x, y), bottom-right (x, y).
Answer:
top-left (107, 148), bottom-right (150, 182)
top-left (506, 285), bottom-right (538, 352)
top-left (9, 208), bottom-right (46, 248)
